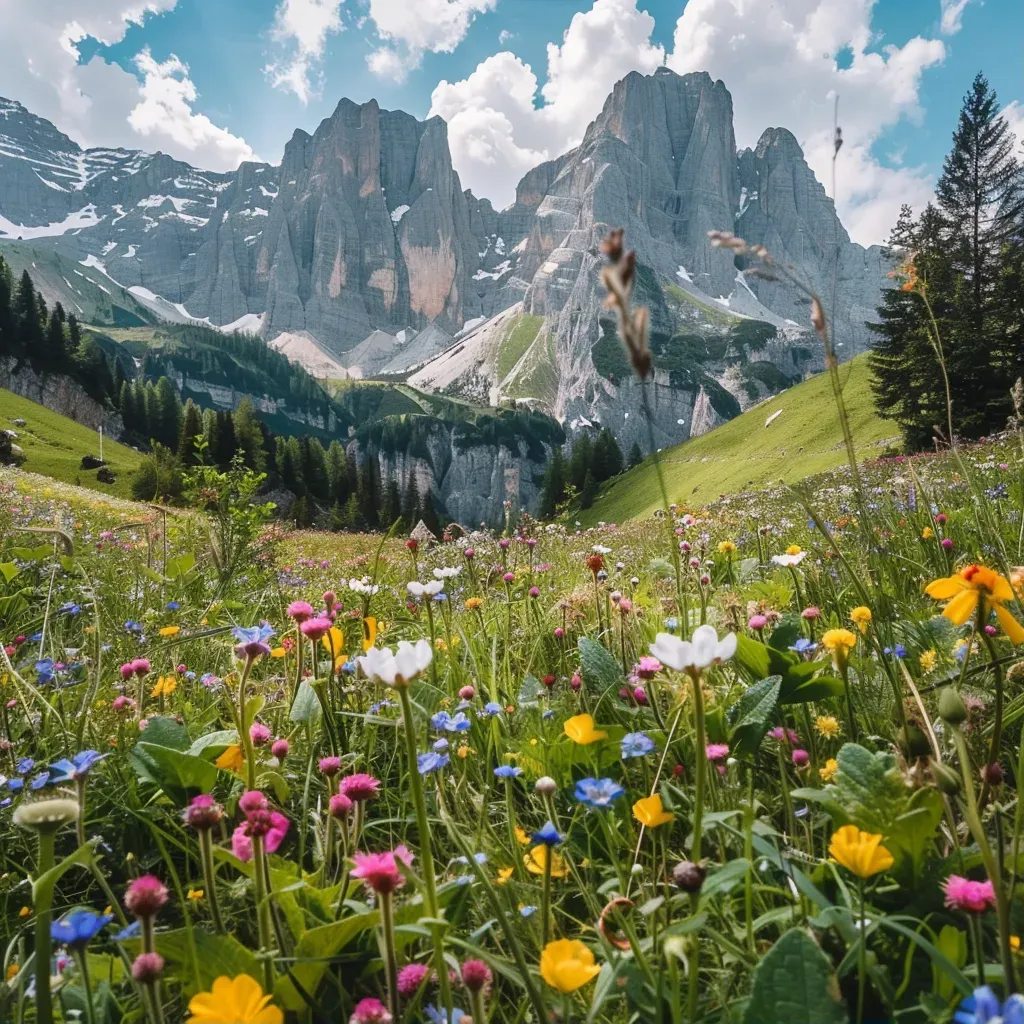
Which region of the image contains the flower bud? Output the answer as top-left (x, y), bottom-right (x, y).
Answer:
top-left (329, 793), bottom-right (353, 819)
top-left (672, 860), bottom-right (706, 893)
top-left (938, 687), bottom-right (968, 726)
top-left (131, 952), bottom-right (165, 983)
top-left (982, 761), bottom-right (1004, 787)
top-left (534, 776), bottom-right (557, 795)
top-left (184, 794), bottom-right (223, 830)
top-left (932, 760), bottom-right (961, 795)
top-left (271, 738), bottom-right (290, 759)
top-left (461, 958), bottom-right (492, 993)
top-left (124, 875), bottom-right (168, 920)
top-left (458, 685), bottom-right (475, 700)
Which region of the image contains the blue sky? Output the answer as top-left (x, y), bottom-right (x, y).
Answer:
top-left (2, 1), bottom-right (1021, 244)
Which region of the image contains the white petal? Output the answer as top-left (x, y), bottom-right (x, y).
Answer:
top-left (690, 625), bottom-right (720, 668)
top-left (715, 632), bottom-right (738, 662)
top-left (650, 633), bottom-right (687, 671)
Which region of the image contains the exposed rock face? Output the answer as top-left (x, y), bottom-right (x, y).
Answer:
top-left (1, 357), bottom-right (124, 436)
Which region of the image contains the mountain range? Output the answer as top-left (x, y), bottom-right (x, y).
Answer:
top-left (0, 68), bottom-right (889, 459)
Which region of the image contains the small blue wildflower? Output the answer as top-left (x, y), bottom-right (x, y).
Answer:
top-left (49, 750), bottom-right (108, 783)
top-left (955, 986), bottom-right (1024, 1024)
top-left (532, 820), bottom-right (562, 845)
top-left (425, 1005), bottom-right (467, 1024)
top-left (480, 702), bottom-right (502, 717)
top-left (574, 777), bottom-right (625, 808)
top-left (58, 602), bottom-right (81, 616)
top-left (542, 709), bottom-right (554, 720)
top-left (112, 920), bottom-right (141, 942)
top-left (29, 772), bottom-right (51, 790)
top-left (621, 732), bottom-right (655, 758)
top-left (433, 738), bottom-right (450, 752)
top-left (7, 778), bottom-right (23, 793)
top-left (124, 620), bottom-right (143, 633)
top-left (790, 638), bottom-right (817, 655)
top-left (166, 601), bottom-right (181, 611)
top-left (494, 765), bottom-right (523, 779)
top-left (16, 758), bottom-right (34, 775)
top-left (663, 617), bottom-right (679, 633)
top-left (35, 660), bottom-right (55, 684)
top-left (519, 905), bottom-right (537, 918)
top-left (51, 910), bottom-right (113, 950)
top-left (418, 751), bottom-right (449, 775)
top-left (342, 660), bottom-right (357, 675)
top-left (232, 624), bottom-right (274, 659)
top-left (430, 711), bottom-right (453, 732)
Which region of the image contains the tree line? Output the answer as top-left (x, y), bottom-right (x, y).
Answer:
top-left (538, 426), bottom-right (635, 516)
top-left (870, 73), bottom-right (1024, 447)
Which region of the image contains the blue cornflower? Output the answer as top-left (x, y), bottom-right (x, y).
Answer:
top-left (455, 852), bottom-right (488, 866)
top-left (790, 638), bottom-right (817, 655)
top-left (232, 623), bottom-right (274, 660)
top-left (16, 758), bottom-right (34, 775)
top-left (480, 702), bottom-right (503, 717)
top-left (574, 777), bottom-right (625, 808)
top-left (124, 620), bottom-right (143, 632)
top-left (433, 738), bottom-right (450, 752)
top-left (663, 617), bottom-right (679, 633)
top-left (432, 592), bottom-right (448, 603)
top-left (166, 601), bottom-right (181, 611)
top-left (542, 709), bottom-right (554, 720)
top-left (112, 920), bottom-right (141, 942)
top-left (29, 772), bottom-right (51, 790)
top-left (51, 910), bottom-right (113, 950)
top-left (28, 632), bottom-right (42, 642)
top-left (35, 660), bottom-right (55, 683)
top-left (425, 1005), bottom-right (467, 1024)
top-left (430, 711), bottom-right (453, 732)
top-left (883, 644), bottom-right (907, 659)
top-left (342, 660), bottom-right (357, 675)
top-left (955, 986), bottom-right (1024, 1024)
top-left (519, 905), bottom-right (537, 918)
top-left (418, 751), bottom-right (450, 775)
top-left (446, 712), bottom-right (471, 732)
top-left (494, 765), bottom-right (523, 779)
top-left (532, 820), bottom-right (562, 845)
top-left (7, 778), bottom-right (23, 793)
top-left (59, 602), bottom-right (81, 616)
top-left (49, 750), bottom-right (108, 783)
top-left (621, 732), bottom-right (655, 758)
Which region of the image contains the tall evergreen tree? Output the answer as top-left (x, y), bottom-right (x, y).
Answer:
top-left (15, 270), bottom-right (41, 354)
top-left (153, 377), bottom-right (182, 447)
top-left (177, 400), bottom-right (205, 464)
top-left (538, 447), bottom-right (567, 518)
top-left (44, 309), bottom-right (66, 363)
top-left (569, 434), bottom-right (592, 493)
top-left (627, 442), bottom-right (644, 469)
top-left (233, 396), bottom-right (266, 472)
top-left (357, 453), bottom-right (380, 530)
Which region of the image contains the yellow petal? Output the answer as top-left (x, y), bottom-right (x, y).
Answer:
top-left (925, 576), bottom-right (969, 600)
top-left (995, 604), bottom-right (1024, 645)
top-left (362, 617), bottom-right (377, 652)
top-left (942, 589), bottom-right (978, 626)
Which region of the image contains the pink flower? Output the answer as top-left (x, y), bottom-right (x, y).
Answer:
top-left (232, 811), bottom-right (290, 862)
top-left (319, 756), bottom-right (342, 777)
top-left (553, 627), bottom-right (565, 639)
top-left (768, 727), bottom-right (800, 745)
top-left (112, 695), bottom-right (136, 713)
top-left (503, 572), bottom-right (515, 583)
top-left (183, 794), bottom-right (223, 830)
top-left (249, 722), bottom-right (272, 747)
top-left (458, 685), bottom-right (475, 700)
top-left (131, 658), bottom-right (151, 676)
top-left (635, 656), bottom-right (662, 679)
top-left (748, 614), bottom-right (768, 631)
top-left (239, 790), bottom-right (268, 814)
top-left (464, 548), bottom-right (475, 560)
top-left (271, 738), bottom-right (290, 759)
top-left (397, 962), bottom-right (430, 997)
top-left (349, 997), bottom-right (393, 1023)
top-left (119, 662), bottom-right (135, 681)
top-left (942, 874), bottom-right (996, 914)
top-left (351, 846), bottom-right (414, 894)
top-left (287, 600), bottom-right (315, 622)
top-left (801, 606), bottom-right (821, 621)
top-left (791, 748), bottom-right (810, 768)
top-left (300, 617), bottom-right (333, 641)
top-left (340, 773), bottom-right (381, 801)
top-left (125, 875), bottom-right (168, 920)
top-left (131, 952), bottom-right (165, 983)
top-left (461, 958), bottom-right (492, 993)
top-left (322, 590), bottom-right (337, 610)
top-left (329, 793), bottom-right (353, 818)
top-left (705, 743), bottom-right (730, 762)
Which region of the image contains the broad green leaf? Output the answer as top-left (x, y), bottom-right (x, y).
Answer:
top-left (741, 929), bottom-right (846, 1024)
top-left (728, 676), bottom-right (781, 754)
top-left (578, 637), bottom-right (624, 695)
top-left (781, 675), bottom-right (845, 704)
top-left (187, 730), bottom-right (239, 760)
top-left (164, 552), bottom-right (196, 578)
top-left (0, 562), bottom-right (20, 583)
top-left (935, 925), bottom-right (967, 1003)
top-left (132, 928), bottom-right (258, 997)
top-left (767, 614), bottom-right (803, 652)
top-left (130, 742), bottom-right (218, 802)
top-left (289, 680), bottom-right (321, 723)
top-left (700, 858), bottom-right (751, 901)
top-left (136, 715), bottom-right (190, 751)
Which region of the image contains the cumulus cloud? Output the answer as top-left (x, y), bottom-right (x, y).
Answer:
top-left (265, 0), bottom-right (344, 104)
top-left (1003, 101), bottom-right (1024, 152)
top-left (0, 0), bottom-right (254, 170)
top-left (939, 0), bottom-right (973, 34)
top-left (430, 0), bottom-right (664, 206)
top-left (366, 0), bottom-right (497, 82)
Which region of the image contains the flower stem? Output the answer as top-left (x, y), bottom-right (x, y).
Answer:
top-left (541, 848), bottom-right (553, 948)
top-left (198, 830), bottom-right (225, 934)
top-left (379, 891), bottom-right (400, 1021)
top-left (34, 830), bottom-right (55, 1024)
top-left (856, 878), bottom-right (867, 1024)
top-left (251, 834), bottom-right (275, 993)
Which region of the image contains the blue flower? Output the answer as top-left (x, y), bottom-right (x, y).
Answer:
top-left (112, 920), bottom-right (141, 942)
top-left (166, 601), bottom-right (181, 611)
top-left (663, 617), bottom-right (679, 633)
top-left (621, 732), bottom-right (655, 758)
top-left (425, 1005), bottom-right (467, 1024)
top-left (58, 602), bottom-right (81, 616)
top-left (519, 905), bottom-right (537, 918)
top-left (433, 738), bottom-right (450, 752)
top-left (494, 765), bottom-right (523, 779)
top-left (418, 751), bottom-right (449, 775)
top-left (532, 820), bottom-right (562, 845)
top-left (542, 709), bottom-right (555, 720)
top-left (342, 660), bottom-right (357, 675)
top-left (955, 986), bottom-right (1024, 1024)
top-left (447, 712), bottom-right (471, 732)
top-left (7, 778), bottom-right (23, 793)
top-left (790, 638), bottom-right (817, 655)
top-left (29, 772), bottom-right (51, 790)
top-left (49, 750), bottom-right (108, 783)
top-left (574, 777), bottom-right (625, 808)
top-left (51, 910), bottom-right (113, 949)
top-left (124, 620), bottom-right (143, 633)
top-left (479, 702), bottom-right (503, 717)
top-left (232, 624), bottom-right (274, 659)
top-left (35, 660), bottom-right (55, 684)
top-left (16, 758), bottom-right (34, 775)
top-left (430, 711), bottom-right (453, 732)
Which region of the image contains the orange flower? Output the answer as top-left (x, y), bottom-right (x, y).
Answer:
top-left (215, 745), bottom-right (244, 772)
top-left (926, 565), bottom-right (1024, 644)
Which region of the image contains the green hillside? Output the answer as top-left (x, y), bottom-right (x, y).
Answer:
top-left (2, 390), bottom-right (143, 499)
top-left (582, 354), bottom-right (898, 523)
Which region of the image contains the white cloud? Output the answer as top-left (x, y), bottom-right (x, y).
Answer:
top-left (0, 1), bottom-right (254, 170)
top-left (939, 0), bottom-right (972, 34)
top-left (367, 0), bottom-right (497, 82)
top-left (666, 0), bottom-right (946, 244)
top-left (129, 49), bottom-right (256, 167)
top-left (1003, 100), bottom-right (1024, 152)
top-left (498, 29), bottom-right (512, 44)
top-left (266, 0), bottom-right (344, 104)
top-left (430, 0), bottom-right (664, 206)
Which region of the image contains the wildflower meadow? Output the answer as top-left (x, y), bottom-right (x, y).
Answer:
top-left (4, 236), bottom-right (1024, 1024)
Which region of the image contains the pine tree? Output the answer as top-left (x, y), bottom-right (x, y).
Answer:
top-left (627, 442), bottom-right (644, 468)
top-left (153, 377), bottom-right (182, 447)
top-left (216, 412), bottom-right (236, 469)
top-left (177, 400), bottom-right (205, 464)
top-left (580, 468), bottom-right (598, 509)
top-left (592, 428), bottom-right (624, 482)
top-left (233, 396), bottom-right (266, 472)
top-left (0, 256), bottom-right (14, 357)
top-left (45, 309), bottom-right (66, 363)
top-left (357, 453), bottom-right (380, 530)
top-left (380, 478), bottom-right (401, 529)
top-left (15, 271), bottom-right (41, 355)
top-left (538, 447), bottom-right (567, 518)
top-left (402, 472), bottom-right (420, 525)
top-left (67, 314), bottom-right (82, 357)
top-left (281, 436), bottom-right (306, 495)
top-left (326, 441), bottom-right (349, 505)
top-left (118, 381), bottom-right (136, 431)
top-left (303, 437), bottom-right (330, 501)
top-left (569, 434), bottom-right (592, 493)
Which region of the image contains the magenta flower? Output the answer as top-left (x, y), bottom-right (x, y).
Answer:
top-left (183, 794), bottom-right (223, 830)
top-left (238, 790), bottom-right (268, 814)
top-left (131, 952), bottom-right (165, 983)
top-left (318, 756), bottom-right (342, 777)
top-left (461, 958), bottom-right (493, 993)
top-left (768, 726), bottom-right (800, 745)
top-left (635, 655), bottom-right (662, 679)
top-left (705, 743), bottom-right (730, 762)
top-left (397, 962), bottom-right (429, 997)
top-left (340, 773), bottom-right (381, 802)
top-left (112, 695), bottom-right (137, 713)
top-left (231, 811), bottom-right (290, 862)
top-left (351, 845), bottom-right (414, 895)
top-left (249, 722), bottom-right (272, 747)
top-left (329, 793), bottom-right (353, 818)
top-left (131, 658), bottom-right (151, 676)
top-left (791, 748), bottom-right (810, 768)
top-left (124, 875), bottom-right (168, 920)
top-left (942, 874), bottom-right (996, 914)
top-left (748, 614), bottom-right (768, 631)
top-left (349, 997), bottom-right (393, 1024)
top-left (271, 738), bottom-right (290, 759)
top-left (119, 662), bottom-right (134, 681)
top-left (300, 617), bottom-right (333, 641)
top-left (287, 600), bottom-right (315, 622)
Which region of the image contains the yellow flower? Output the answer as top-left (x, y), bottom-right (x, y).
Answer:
top-left (215, 745), bottom-right (244, 772)
top-left (632, 794), bottom-right (675, 829)
top-left (465, 597), bottom-right (484, 611)
top-left (828, 825), bottom-right (894, 879)
top-left (815, 715), bottom-right (841, 739)
top-left (540, 939), bottom-right (601, 993)
top-left (822, 628), bottom-right (858, 670)
top-left (496, 867), bottom-right (514, 885)
top-left (6, 964), bottom-right (17, 982)
top-left (926, 565), bottom-right (1024, 644)
top-left (435, 639), bottom-right (449, 652)
top-left (563, 713), bottom-right (607, 745)
top-left (919, 649), bottom-right (937, 673)
top-left (819, 758), bottom-right (839, 783)
top-left (186, 974), bottom-right (283, 1024)
top-left (457, 745), bottom-right (475, 759)
top-left (922, 526), bottom-right (934, 539)
top-left (849, 606), bottom-right (872, 635)
top-left (524, 845), bottom-right (568, 878)
top-left (18, 906), bottom-right (30, 918)
top-left (158, 625), bottom-right (181, 637)
top-left (151, 676), bottom-right (177, 699)
top-left (361, 616), bottom-right (377, 652)
top-left (187, 888), bottom-right (204, 902)
top-left (717, 540), bottom-right (737, 556)
top-left (321, 627), bottom-right (345, 658)
top-left (515, 826), bottom-right (530, 845)
top-left (270, 647), bottom-right (286, 658)
top-left (785, 544), bottom-right (803, 556)
top-left (1012, 935), bottom-right (1021, 954)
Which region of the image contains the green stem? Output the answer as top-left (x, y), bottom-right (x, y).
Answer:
top-left (541, 848), bottom-right (553, 948)
top-left (856, 878), bottom-right (866, 1024)
top-left (34, 830), bottom-right (55, 1024)
top-left (687, 667), bottom-right (707, 1024)
top-left (252, 834), bottom-right (274, 993)
top-left (198, 830), bottom-right (225, 934)
top-left (74, 950), bottom-right (96, 1024)
top-left (379, 891), bottom-right (400, 1022)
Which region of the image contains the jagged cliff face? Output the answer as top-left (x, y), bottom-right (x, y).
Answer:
top-left (0, 70), bottom-right (889, 461)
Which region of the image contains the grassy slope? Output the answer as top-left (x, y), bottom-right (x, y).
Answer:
top-left (2, 390), bottom-right (143, 500)
top-left (583, 354), bottom-right (898, 523)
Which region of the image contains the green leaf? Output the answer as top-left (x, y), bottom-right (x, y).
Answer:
top-left (700, 858), bottom-right (751, 901)
top-left (136, 928), bottom-right (258, 997)
top-left (164, 552), bottom-right (196, 579)
top-left (781, 675), bottom-right (845, 704)
top-left (187, 730), bottom-right (239, 760)
top-left (742, 929), bottom-right (846, 1024)
top-left (578, 637), bottom-right (624, 695)
top-left (289, 680), bottom-right (321, 723)
top-left (934, 925), bottom-right (968, 1002)
top-left (517, 674), bottom-right (542, 709)
top-left (130, 742), bottom-right (218, 802)
top-left (0, 562), bottom-right (20, 583)
top-left (767, 614), bottom-right (803, 652)
top-left (728, 676), bottom-right (781, 754)
top-left (136, 716), bottom-right (190, 751)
